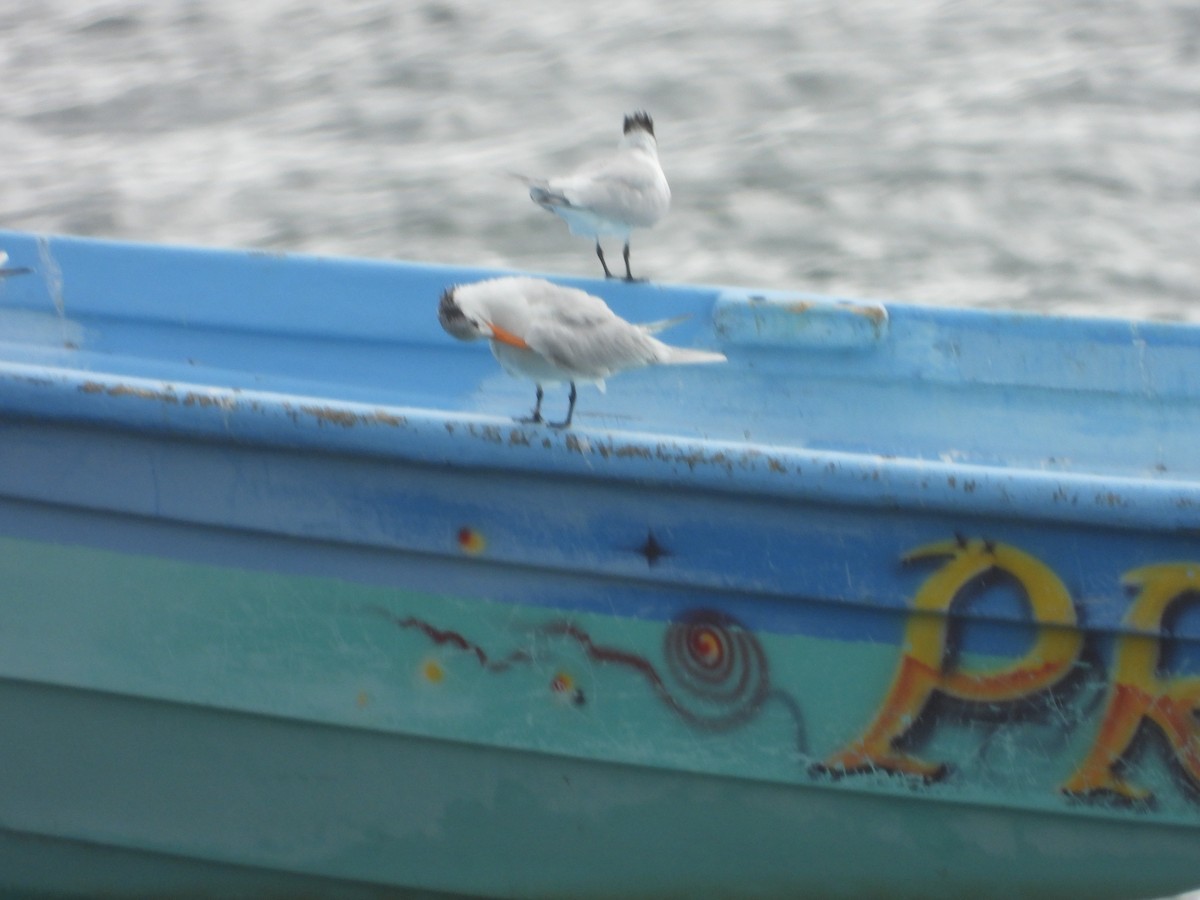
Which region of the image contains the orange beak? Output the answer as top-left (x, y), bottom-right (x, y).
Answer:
top-left (487, 321), bottom-right (530, 350)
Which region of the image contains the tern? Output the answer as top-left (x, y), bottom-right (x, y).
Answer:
top-left (517, 112), bottom-right (670, 282)
top-left (438, 276), bottom-right (724, 428)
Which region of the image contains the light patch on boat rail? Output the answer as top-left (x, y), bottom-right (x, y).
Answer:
top-left (561, 431), bottom-right (791, 477)
top-left (36, 234), bottom-right (65, 319)
top-left (713, 291), bottom-right (889, 349)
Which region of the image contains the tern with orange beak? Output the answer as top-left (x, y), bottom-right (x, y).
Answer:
top-left (438, 276), bottom-right (725, 428)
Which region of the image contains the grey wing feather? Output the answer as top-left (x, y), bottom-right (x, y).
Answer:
top-left (523, 280), bottom-right (616, 327)
top-left (526, 318), bottom-right (659, 379)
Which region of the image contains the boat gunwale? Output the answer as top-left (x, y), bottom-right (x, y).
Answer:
top-left (1, 359), bottom-right (1198, 535)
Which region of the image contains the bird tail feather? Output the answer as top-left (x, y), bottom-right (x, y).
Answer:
top-left (505, 171), bottom-right (542, 187)
top-left (529, 185), bottom-right (571, 209)
top-left (505, 172), bottom-right (571, 209)
top-left (638, 314), bottom-right (692, 334)
top-left (658, 346), bottom-right (727, 366)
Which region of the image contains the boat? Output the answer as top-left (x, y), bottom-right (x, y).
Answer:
top-left (0, 229), bottom-right (1198, 899)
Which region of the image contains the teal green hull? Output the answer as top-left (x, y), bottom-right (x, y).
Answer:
top-left (3, 682), bottom-right (1198, 900)
top-left (0, 824), bottom-right (434, 900)
top-left (0, 536), bottom-right (1197, 898)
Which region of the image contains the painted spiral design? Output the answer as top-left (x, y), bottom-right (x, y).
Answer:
top-left (661, 609), bottom-right (770, 731)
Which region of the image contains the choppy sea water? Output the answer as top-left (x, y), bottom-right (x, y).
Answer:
top-left (1, 0), bottom-right (1197, 322)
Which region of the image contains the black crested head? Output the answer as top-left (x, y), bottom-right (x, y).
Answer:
top-left (623, 111), bottom-right (655, 137)
top-left (438, 285), bottom-right (479, 341)
top-left (436, 285), bottom-right (463, 328)
top-left (438, 286), bottom-right (462, 321)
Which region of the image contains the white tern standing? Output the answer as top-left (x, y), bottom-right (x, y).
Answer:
top-left (517, 112), bottom-right (670, 282)
top-left (438, 276), bottom-right (724, 427)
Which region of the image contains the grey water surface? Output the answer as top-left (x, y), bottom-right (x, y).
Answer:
top-left (1, 0), bottom-right (1197, 320)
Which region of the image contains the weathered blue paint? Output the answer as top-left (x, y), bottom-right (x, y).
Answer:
top-left (0, 231), bottom-right (1198, 898)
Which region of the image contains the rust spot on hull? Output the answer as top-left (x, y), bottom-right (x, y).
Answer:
top-left (182, 392), bottom-right (238, 410)
top-left (299, 404), bottom-right (405, 428)
top-left (850, 303), bottom-right (888, 327)
top-left (78, 381), bottom-right (180, 403)
top-left (300, 405), bottom-right (360, 427)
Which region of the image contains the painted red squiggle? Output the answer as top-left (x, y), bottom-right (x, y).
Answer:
top-left (540, 621), bottom-right (665, 679)
top-left (366, 604), bottom-right (532, 672)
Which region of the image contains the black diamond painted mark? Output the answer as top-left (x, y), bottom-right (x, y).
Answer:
top-left (636, 529), bottom-right (670, 567)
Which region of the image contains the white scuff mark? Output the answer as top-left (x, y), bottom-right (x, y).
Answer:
top-left (36, 235), bottom-right (65, 319)
top-left (1129, 322), bottom-right (1154, 398)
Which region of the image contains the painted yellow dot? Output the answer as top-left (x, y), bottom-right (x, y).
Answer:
top-left (356, 691), bottom-right (370, 708)
top-left (550, 671), bottom-right (574, 694)
top-left (457, 527), bottom-right (486, 555)
top-left (422, 659), bottom-right (445, 683)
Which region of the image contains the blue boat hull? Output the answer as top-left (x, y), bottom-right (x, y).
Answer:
top-left (1, 231), bottom-right (1199, 897)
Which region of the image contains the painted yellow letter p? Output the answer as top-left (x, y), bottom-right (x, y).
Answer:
top-left (820, 538), bottom-right (1083, 780)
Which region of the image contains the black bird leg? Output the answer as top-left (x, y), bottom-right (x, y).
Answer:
top-left (595, 241), bottom-right (614, 279)
top-left (549, 382), bottom-right (577, 429)
top-left (622, 241), bottom-right (643, 282)
top-left (519, 385), bottom-right (544, 424)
